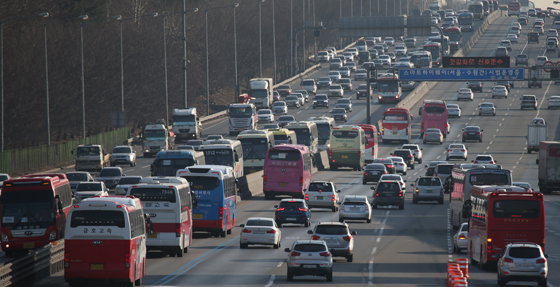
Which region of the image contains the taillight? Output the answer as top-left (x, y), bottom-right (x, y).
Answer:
top-left (299, 176), bottom-right (303, 186)
top-left (312, 235), bottom-right (321, 240)
top-left (372, 148), bottom-right (375, 156)
top-left (298, 207), bottom-right (308, 212)
top-left (331, 194), bottom-right (336, 201)
top-left (474, 160), bottom-right (478, 163)
top-left (461, 149), bottom-right (465, 152)
top-left (375, 193), bottom-right (380, 196)
top-left (459, 234), bottom-right (466, 239)
top-left (176, 223), bottom-right (181, 237)
top-left (445, 123), bottom-right (449, 128)
top-left (219, 207), bottom-right (224, 220)
top-left (478, 132), bottom-right (481, 135)
top-left (463, 132), bottom-right (467, 135)
top-left (399, 191), bottom-right (403, 197)
top-left (242, 228), bottom-right (252, 233)
top-left (407, 155), bottom-right (412, 158)
top-left (343, 236), bottom-right (352, 241)
top-left (276, 207), bottom-right (285, 211)
top-left (64, 253), bottom-right (70, 263)
top-left (125, 252), bottom-right (131, 268)
top-left (490, 161), bottom-right (494, 164)
top-left (319, 252), bottom-right (331, 257)
top-left (329, 149), bottom-right (332, 157)
top-left (387, 164), bottom-right (394, 169)
top-left (266, 229), bottom-right (277, 234)
top-left (363, 171), bottom-right (367, 176)
top-left (448, 149), bottom-right (452, 152)
top-left (263, 175), bottom-right (267, 185)
top-left (503, 257), bottom-right (514, 263)
top-left (434, 173), bottom-right (438, 177)
top-left (536, 258), bottom-right (546, 264)
top-left (305, 193), bottom-right (309, 200)
top-left (383, 170), bottom-right (387, 174)
top-left (290, 251), bottom-right (301, 256)
top-left (358, 151), bottom-right (361, 159)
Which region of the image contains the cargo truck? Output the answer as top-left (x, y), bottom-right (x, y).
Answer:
top-left (527, 118), bottom-right (547, 153)
top-left (142, 123), bottom-right (175, 157)
top-left (74, 144), bottom-right (111, 172)
top-left (227, 103), bottom-right (258, 136)
top-left (248, 78), bottom-right (273, 109)
top-left (538, 141), bottom-right (560, 194)
top-left (171, 108), bottom-right (202, 142)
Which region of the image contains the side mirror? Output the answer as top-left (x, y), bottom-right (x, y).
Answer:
top-left (481, 130), bottom-right (484, 132)
top-left (307, 230), bottom-right (314, 235)
top-left (390, 153), bottom-right (393, 155)
top-left (351, 231), bottom-right (357, 235)
top-left (545, 254), bottom-right (549, 258)
top-left (471, 160), bottom-right (474, 162)
top-left (274, 205), bottom-right (278, 208)
top-left (410, 183), bottom-right (414, 186)
top-left (303, 189), bottom-right (307, 192)
top-left (284, 248), bottom-right (291, 252)
top-left (240, 224), bottom-right (245, 228)
top-left (133, 150), bottom-right (136, 153)
top-left (425, 165), bottom-right (428, 168)
top-left (370, 187), bottom-right (375, 190)
top-left (336, 189), bottom-right (341, 193)
top-left (495, 160), bottom-right (498, 163)
top-left (404, 180), bottom-right (407, 182)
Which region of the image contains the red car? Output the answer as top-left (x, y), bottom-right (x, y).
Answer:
top-left (277, 85), bottom-right (292, 96)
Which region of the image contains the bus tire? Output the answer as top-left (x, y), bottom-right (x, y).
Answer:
top-left (221, 230), bottom-right (227, 237)
top-left (135, 277), bottom-right (143, 286)
top-left (184, 246), bottom-right (189, 253)
top-left (227, 229), bottom-right (232, 235)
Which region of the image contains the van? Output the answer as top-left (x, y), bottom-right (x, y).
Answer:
top-left (434, 163), bottom-right (454, 184)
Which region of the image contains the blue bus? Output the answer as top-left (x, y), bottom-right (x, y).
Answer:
top-left (458, 12), bottom-right (474, 32)
top-left (177, 165), bottom-right (237, 237)
top-left (151, 150), bottom-right (205, 176)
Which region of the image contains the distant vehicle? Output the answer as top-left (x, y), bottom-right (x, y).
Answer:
top-left (110, 145), bottom-right (137, 167)
top-left (538, 141), bottom-right (560, 194)
top-left (150, 150), bottom-right (205, 176)
top-left (74, 144), bottom-right (111, 171)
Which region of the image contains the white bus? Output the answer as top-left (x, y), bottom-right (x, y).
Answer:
top-left (199, 139), bottom-right (244, 178)
top-left (286, 121), bottom-right (319, 154)
top-left (237, 130), bottom-right (275, 174)
top-left (307, 116), bottom-right (336, 151)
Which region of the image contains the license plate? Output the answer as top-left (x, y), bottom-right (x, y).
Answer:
top-left (23, 242), bottom-right (35, 249)
top-left (279, 182), bottom-right (288, 187)
top-left (193, 214), bottom-right (203, 219)
top-left (516, 263), bottom-right (534, 268)
top-left (286, 218), bottom-right (297, 221)
top-left (371, 171), bottom-right (379, 175)
top-left (316, 196), bottom-right (324, 200)
top-left (393, 132), bottom-right (398, 135)
top-left (303, 265), bottom-right (317, 268)
top-left (426, 190), bottom-right (432, 193)
top-left (341, 155), bottom-right (348, 159)
top-left (326, 239), bottom-right (338, 244)
top-left (238, 128), bottom-right (244, 131)
top-left (148, 233), bottom-right (158, 239)
top-left (253, 230), bottom-right (265, 234)
top-left (91, 264), bottom-right (103, 270)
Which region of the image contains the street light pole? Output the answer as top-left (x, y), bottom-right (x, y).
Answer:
top-left (290, 0), bottom-right (293, 76)
top-left (44, 15), bottom-right (88, 146)
top-left (0, 12), bottom-right (48, 152)
top-left (273, 0), bottom-right (277, 83)
top-left (182, 0), bottom-right (187, 108)
top-left (259, 0), bottom-right (263, 78)
top-left (233, 3), bottom-right (239, 101)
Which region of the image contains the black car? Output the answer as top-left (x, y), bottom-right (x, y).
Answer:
top-left (462, 126), bottom-right (483, 142)
top-left (362, 163), bottom-right (387, 184)
top-left (274, 199), bottom-right (311, 227)
top-left (371, 180), bottom-right (404, 209)
top-left (356, 84), bottom-right (372, 99)
top-left (391, 149), bottom-right (415, 169)
top-left (373, 158), bottom-right (396, 174)
top-left (467, 81), bottom-right (483, 92)
top-left (528, 32), bottom-right (539, 44)
top-left (313, 94), bottom-right (329, 109)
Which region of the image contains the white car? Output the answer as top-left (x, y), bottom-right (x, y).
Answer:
top-left (401, 144), bottom-right (423, 163)
top-left (110, 145), bottom-right (137, 167)
top-left (506, 34), bottom-right (518, 43)
top-left (378, 55), bottom-right (391, 66)
top-left (473, 154), bottom-right (496, 164)
top-left (347, 47), bottom-right (359, 56)
top-left (394, 46), bottom-right (407, 56)
top-left (240, 217), bottom-right (281, 249)
top-left (328, 84), bottom-right (344, 98)
top-left (457, 88), bottom-right (474, 101)
top-left (354, 69), bottom-right (368, 81)
top-left (74, 181), bottom-right (109, 203)
top-left (338, 195), bottom-right (372, 223)
top-left (257, 109), bottom-right (275, 122)
top-left (478, 102), bottom-right (497, 116)
top-left (379, 174), bottom-right (407, 193)
top-left (446, 143), bottom-right (468, 161)
top-left (447, 104), bottom-right (461, 118)
top-left (548, 95), bottom-right (560, 109)
top-left (272, 101), bottom-right (288, 114)
top-left (512, 181), bottom-right (533, 192)
top-left (431, 17), bottom-right (438, 24)
top-left (387, 156), bottom-right (408, 175)
top-left (499, 40), bottom-right (512, 51)
top-left (548, 29), bottom-right (558, 38)
top-left (453, 222), bottom-right (468, 253)
top-left (327, 71), bottom-right (342, 82)
top-left (492, 85), bottom-right (508, 98)
top-left (535, 56), bottom-right (548, 66)
top-left (383, 37), bottom-right (395, 46)
top-left (342, 52), bottom-right (355, 62)
top-left (0, 173), bottom-right (11, 186)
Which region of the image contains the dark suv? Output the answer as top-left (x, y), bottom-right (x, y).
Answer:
top-left (373, 158), bottom-right (396, 174)
top-left (528, 32), bottom-right (539, 43)
top-left (274, 199), bottom-right (311, 227)
top-left (313, 94), bottom-right (329, 109)
top-left (467, 81), bottom-right (483, 92)
top-left (391, 149), bottom-right (415, 169)
top-left (362, 163), bottom-right (387, 184)
top-left (371, 180), bottom-right (405, 209)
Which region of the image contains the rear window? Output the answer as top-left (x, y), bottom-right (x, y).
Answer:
top-left (436, 165), bottom-right (453, 174)
top-left (315, 225), bottom-right (348, 235)
top-left (394, 150), bottom-right (411, 156)
top-left (332, 130), bottom-right (358, 138)
top-left (71, 210), bottom-right (125, 228)
top-left (307, 182), bottom-right (333, 192)
top-left (184, 176), bottom-right (219, 190)
top-left (279, 201), bottom-right (305, 208)
top-left (294, 243), bottom-right (327, 252)
top-left (366, 164), bottom-right (386, 170)
top-left (493, 200), bottom-right (540, 219)
top-left (376, 182), bottom-right (401, 191)
top-left (302, 80), bottom-right (315, 86)
top-left (417, 178), bottom-right (442, 186)
top-left (508, 247), bottom-right (541, 258)
top-left (246, 219), bottom-right (273, 227)
top-left (268, 149), bottom-right (301, 161)
top-left (129, 187), bottom-right (176, 202)
top-left (476, 156), bottom-right (492, 161)
top-left (315, 95), bottom-right (327, 100)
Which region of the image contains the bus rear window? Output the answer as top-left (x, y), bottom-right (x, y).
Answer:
top-left (469, 174), bottom-right (509, 185)
top-left (268, 149), bottom-right (301, 161)
top-left (383, 114), bottom-right (407, 121)
top-left (423, 106), bottom-right (446, 113)
top-left (493, 200), bottom-right (540, 219)
top-left (332, 131), bottom-right (358, 138)
top-left (71, 210), bottom-right (125, 228)
top-left (364, 130), bottom-right (373, 138)
top-left (185, 176), bottom-right (219, 190)
top-left (129, 187), bottom-right (176, 202)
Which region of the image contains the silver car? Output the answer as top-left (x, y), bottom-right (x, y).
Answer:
top-left (355, 69), bottom-right (368, 81)
top-left (272, 101), bottom-right (288, 114)
top-left (411, 176), bottom-right (444, 204)
top-left (115, 176), bottom-right (143, 195)
top-left (478, 102), bottom-right (496, 116)
top-left (307, 222), bottom-right (357, 262)
top-left (327, 71), bottom-right (341, 82)
top-left (284, 95), bottom-right (301, 108)
top-left (338, 67), bottom-right (351, 78)
top-left (447, 104), bottom-right (461, 118)
top-left (328, 84), bottom-right (344, 98)
top-left (401, 144), bottom-right (423, 163)
top-left (497, 242), bottom-right (548, 287)
top-left (66, 171), bottom-right (95, 191)
top-left (423, 128), bottom-right (443, 145)
top-left (74, 181), bottom-right (109, 203)
top-left (338, 78), bottom-right (353, 91)
top-left (285, 240), bottom-right (333, 281)
top-left (304, 181), bottom-right (340, 211)
top-left (446, 143), bottom-right (468, 160)
top-left (452, 222), bottom-right (468, 253)
top-left (330, 108), bottom-right (348, 122)
top-left (335, 98), bottom-right (353, 112)
top-left (344, 62), bottom-right (357, 72)
top-left (338, 195), bottom-right (371, 223)
top-left (98, 167), bottom-right (124, 189)
top-left (317, 77), bottom-right (333, 89)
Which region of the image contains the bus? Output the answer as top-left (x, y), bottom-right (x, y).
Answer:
top-left (469, 2), bottom-right (484, 19)
top-left (445, 27), bottom-right (462, 54)
top-left (468, 188), bottom-right (545, 268)
top-left (508, 1), bottom-right (521, 16)
top-left (420, 100), bottom-right (448, 137)
top-left (458, 12), bottom-right (474, 32)
top-left (237, 130), bottom-right (275, 174)
top-left (356, 124), bottom-right (379, 163)
top-left (263, 144), bottom-right (313, 200)
top-left (410, 51), bottom-right (433, 68)
top-left (286, 121), bottom-right (319, 155)
top-left (64, 196), bottom-right (150, 287)
top-left (307, 116), bottom-right (336, 151)
top-left (449, 167), bottom-right (512, 230)
top-left (377, 75), bottom-right (402, 103)
top-left (150, 150), bottom-right (205, 176)
top-left (177, 165), bottom-right (237, 237)
top-left (0, 174), bottom-right (73, 256)
top-left (268, 128), bottom-right (297, 145)
top-left (380, 108), bottom-right (412, 144)
top-left (199, 139), bottom-right (244, 179)
top-left (328, 125), bottom-right (366, 171)
top-left (428, 36), bottom-right (449, 55)
top-left (482, 0), bottom-right (490, 14)
top-left (128, 177), bottom-right (195, 257)
top-left (423, 42), bottom-right (442, 66)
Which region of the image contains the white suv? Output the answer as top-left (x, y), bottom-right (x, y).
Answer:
top-left (473, 154), bottom-right (496, 164)
top-left (300, 79), bottom-right (317, 95)
top-left (285, 240), bottom-right (333, 282)
top-left (401, 144), bottom-right (423, 163)
top-left (304, 181), bottom-right (340, 212)
top-left (308, 222), bottom-right (357, 262)
top-left (498, 243), bottom-right (548, 287)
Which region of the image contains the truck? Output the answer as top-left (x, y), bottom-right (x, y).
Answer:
top-left (527, 118), bottom-right (547, 153)
top-left (528, 68), bottom-right (542, 88)
top-left (429, 3), bottom-right (440, 11)
top-left (171, 108), bottom-right (202, 142)
top-left (227, 103), bottom-right (258, 136)
top-left (538, 141), bottom-right (560, 194)
top-left (142, 123), bottom-right (175, 158)
top-left (74, 144), bottom-right (111, 172)
top-left (248, 78), bottom-right (273, 109)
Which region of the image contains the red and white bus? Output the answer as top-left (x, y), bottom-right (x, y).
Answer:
top-left (377, 74), bottom-right (402, 103)
top-left (0, 174), bottom-right (73, 256)
top-left (356, 124), bottom-right (379, 163)
top-left (128, 177), bottom-right (195, 257)
top-left (421, 100), bottom-right (448, 137)
top-left (380, 108), bottom-right (412, 144)
top-left (64, 196), bottom-right (149, 287)
top-left (423, 42), bottom-right (442, 66)
top-left (467, 187), bottom-right (545, 268)
top-left (263, 144), bottom-right (313, 200)
top-left (444, 26), bottom-right (462, 53)
top-left (508, 1), bottom-right (520, 16)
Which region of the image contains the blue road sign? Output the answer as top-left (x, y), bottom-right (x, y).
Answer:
top-left (398, 68), bottom-right (524, 81)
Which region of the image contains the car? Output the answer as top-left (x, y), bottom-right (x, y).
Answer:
top-left (97, 166), bottom-right (124, 189)
top-left (110, 145), bottom-right (136, 167)
top-left (496, 80), bottom-right (514, 92)
top-left (472, 154), bottom-right (496, 164)
top-left (337, 67), bottom-right (351, 78)
top-left (343, 62), bottom-right (357, 72)
top-left (277, 115), bottom-right (296, 128)
top-left (492, 85), bottom-right (508, 98)
top-left (257, 109), bottom-right (275, 122)
top-left (534, 25), bottom-right (544, 35)
top-left (520, 94), bottom-right (538, 110)
top-left (548, 95), bottom-right (560, 109)
top-left (391, 149), bottom-right (415, 169)
top-left (535, 56), bottom-right (548, 66)
top-left (518, 17), bottom-right (527, 25)
top-left (205, 134), bottom-right (223, 141)
top-left (457, 88), bottom-right (474, 101)
top-left (329, 58), bottom-right (343, 70)
top-left (411, 176), bottom-right (444, 204)
top-left (305, 181), bottom-right (340, 211)
top-left (452, 223), bottom-right (468, 253)
top-left (379, 174), bottom-right (406, 193)
top-left (371, 180), bottom-right (405, 209)
top-left (362, 163), bottom-right (388, 184)
top-left (495, 46), bottom-right (509, 57)
top-left (383, 37), bottom-right (395, 46)
top-left (316, 51), bottom-right (330, 62)
top-left (74, 181), bottom-right (109, 203)
top-left (263, 123), bottom-right (280, 130)
top-left (0, 173), bottom-right (9, 187)
top-left (548, 28), bottom-right (559, 38)
top-left (274, 199), bottom-right (311, 227)
top-left (497, 242), bottom-right (548, 287)
top-left (386, 52), bottom-right (396, 63)
top-left (335, 98), bottom-right (352, 112)
top-left (373, 158), bottom-right (396, 174)
top-left (354, 85), bottom-right (372, 101)
top-left (328, 71), bottom-right (342, 83)
top-left (373, 44), bottom-right (384, 54)
top-left (293, 93), bottom-right (306, 106)
top-left (506, 34), bottom-right (518, 43)
top-left (313, 94), bottom-right (329, 109)
top-left (401, 144), bottom-right (423, 163)
top-left (354, 69), bottom-right (368, 81)
top-left (272, 101), bottom-right (288, 114)
top-left (338, 195), bottom-right (372, 223)
top-left (446, 143), bottom-right (468, 161)
top-left (515, 54), bottom-right (528, 66)
top-left (387, 156), bottom-right (407, 175)
top-left (399, 56), bottom-right (411, 62)
top-left (273, 91), bottom-right (281, 101)
top-left (300, 79), bottom-right (317, 95)
top-left (338, 78), bottom-right (353, 91)
top-left (367, 48), bottom-right (379, 59)
top-left (423, 128), bottom-right (443, 145)
top-left (114, 176), bottom-right (143, 195)
top-left (510, 25), bottom-right (521, 36)
top-left (394, 46), bottom-right (407, 56)
top-left (342, 52), bottom-right (355, 62)
top-left (307, 222), bottom-right (357, 263)
top-left (547, 39), bottom-right (558, 51)
top-left (334, 55), bottom-right (347, 65)
top-left (512, 181), bottom-right (533, 192)
top-left (467, 81), bottom-right (483, 92)
top-left (277, 84), bottom-right (292, 96)
top-left (462, 126), bottom-right (483, 142)
top-left (240, 217), bottom-right (281, 249)
top-left (401, 81), bottom-right (415, 91)
top-left (317, 76), bottom-right (333, 89)
top-left (358, 51), bottom-right (372, 63)
top-left (184, 139), bottom-right (204, 150)
top-left (528, 32), bottom-right (540, 43)
top-left (404, 37), bottom-right (417, 48)
top-left (431, 17), bottom-right (438, 24)
top-left (66, 171), bottom-right (95, 191)
top-left (284, 95), bottom-right (301, 108)
top-left (285, 240), bottom-right (333, 282)
top-left (447, 104), bottom-right (461, 118)
top-left (330, 108), bottom-right (348, 122)
top-left (347, 47), bottom-right (359, 56)
top-left (294, 90), bottom-right (310, 102)
top-left (372, 59), bottom-right (383, 67)
top-left (328, 84), bottom-right (344, 98)
top-left (478, 102), bottom-right (497, 116)
top-left (378, 55), bottom-right (391, 66)
top-left (425, 161), bottom-right (448, 176)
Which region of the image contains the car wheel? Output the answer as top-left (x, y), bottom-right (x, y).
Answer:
top-left (464, 157), bottom-right (467, 161)
top-left (331, 206), bottom-right (337, 212)
top-left (326, 271), bottom-right (333, 282)
top-left (347, 255), bottom-right (354, 262)
top-left (273, 242), bottom-right (280, 249)
top-left (539, 279), bottom-right (547, 287)
top-left (403, 171), bottom-right (407, 175)
top-left (462, 138), bottom-right (465, 142)
top-left (372, 203), bottom-right (377, 209)
top-left (413, 197), bottom-right (418, 204)
top-left (240, 243), bottom-right (248, 249)
top-left (419, 159), bottom-right (422, 164)
top-left (399, 204), bottom-right (404, 210)
top-left (304, 220), bottom-right (310, 227)
top-left (362, 180), bottom-right (367, 184)
top-left (439, 198), bottom-right (444, 204)
top-left (275, 221), bottom-right (282, 227)
top-left (287, 269), bottom-right (294, 281)
top-left (411, 165), bottom-right (414, 170)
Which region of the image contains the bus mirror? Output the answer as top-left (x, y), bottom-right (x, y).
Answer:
top-left (57, 201), bottom-right (64, 213)
top-left (55, 195), bottom-right (60, 200)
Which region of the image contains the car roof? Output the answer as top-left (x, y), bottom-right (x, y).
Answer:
top-left (280, 198), bottom-right (305, 202)
top-left (316, 221), bottom-right (347, 226)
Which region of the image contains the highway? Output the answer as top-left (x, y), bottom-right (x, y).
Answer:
top-left (33, 15), bottom-right (560, 287)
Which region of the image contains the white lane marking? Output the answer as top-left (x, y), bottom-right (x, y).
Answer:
top-left (368, 210), bottom-right (389, 287)
top-left (276, 262), bottom-right (283, 267)
top-left (265, 274), bottom-right (276, 287)
top-left (142, 165), bottom-right (150, 169)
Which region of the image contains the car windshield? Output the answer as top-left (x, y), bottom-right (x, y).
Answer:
top-left (437, 165), bottom-right (453, 173)
top-left (315, 96), bottom-right (327, 100)
top-left (377, 182), bottom-right (400, 191)
top-left (273, 102), bottom-right (285, 107)
top-left (337, 99), bottom-right (350, 104)
top-left (278, 85), bottom-right (290, 89)
top-left (286, 96), bottom-right (297, 101)
top-left (332, 108), bottom-right (346, 114)
top-left (302, 80), bottom-right (314, 86)
top-left (279, 201), bottom-right (305, 208)
top-left (339, 79), bottom-right (350, 83)
top-left (315, 225), bottom-right (348, 235)
top-left (366, 164), bottom-right (386, 170)
top-left (113, 147), bottom-right (132, 153)
top-left (476, 156), bottom-right (492, 161)
top-left (480, 103), bottom-right (493, 107)
top-left (465, 127), bottom-right (479, 131)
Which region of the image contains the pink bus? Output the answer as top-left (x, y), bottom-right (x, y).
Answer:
top-left (263, 144), bottom-right (312, 200)
top-left (421, 100), bottom-right (448, 137)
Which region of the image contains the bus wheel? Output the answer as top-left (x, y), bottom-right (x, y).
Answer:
top-left (184, 246), bottom-right (189, 253)
top-left (176, 247), bottom-right (183, 257)
top-left (135, 277), bottom-right (143, 286)
top-left (227, 229), bottom-right (232, 235)
top-left (221, 230), bottom-right (227, 237)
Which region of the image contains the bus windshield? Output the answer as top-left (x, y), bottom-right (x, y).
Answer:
top-left (153, 158), bottom-right (196, 176)
top-left (378, 81), bottom-right (399, 92)
top-left (129, 187), bottom-right (176, 202)
top-left (273, 134), bottom-right (288, 142)
top-left (291, 128), bottom-right (311, 145)
top-left (268, 149), bottom-right (301, 161)
top-left (383, 113), bottom-right (408, 121)
top-left (70, 210), bottom-right (125, 228)
top-left (447, 32), bottom-right (462, 42)
top-left (316, 123), bottom-right (331, 144)
top-left (204, 149), bottom-right (234, 166)
top-left (250, 90), bottom-right (268, 99)
top-left (492, 200), bottom-right (540, 218)
top-left (185, 176), bottom-right (220, 191)
top-left (144, 130), bottom-right (166, 140)
top-left (458, 15), bottom-right (473, 25)
top-left (469, 173), bottom-right (509, 185)
top-left (172, 115), bottom-right (196, 125)
top-left (1, 190), bottom-right (55, 228)
top-left (240, 138), bottom-right (268, 160)
top-left (423, 106), bottom-right (446, 113)
top-left (229, 107), bottom-right (253, 118)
